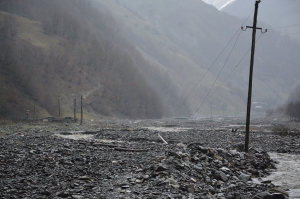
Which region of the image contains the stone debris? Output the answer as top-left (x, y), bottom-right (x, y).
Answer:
top-left (0, 135), bottom-right (288, 198)
top-left (0, 119), bottom-right (298, 198)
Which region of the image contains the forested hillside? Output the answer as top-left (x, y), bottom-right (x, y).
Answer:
top-left (0, 0), bottom-right (182, 119)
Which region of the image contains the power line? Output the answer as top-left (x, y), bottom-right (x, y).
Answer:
top-left (174, 10), bottom-right (254, 114)
top-left (195, 29), bottom-right (243, 113)
top-left (207, 33), bottom-right (264, 102)
top-left (174, 29), bottom-right (240, 114)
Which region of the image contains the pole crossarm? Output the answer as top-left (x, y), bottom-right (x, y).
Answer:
top-left (241, 26), bottom-right (267, 34)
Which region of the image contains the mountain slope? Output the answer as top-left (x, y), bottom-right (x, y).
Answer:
top-left (0, 0), bottom-right (167, 119)
top-left (95, 0), bottom-right (247, 116)
top-left (1, 0), bottom-right (299, 119)
top-left (95, 0), bottom-right (300, 116)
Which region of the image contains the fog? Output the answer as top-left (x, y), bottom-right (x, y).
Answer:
top-left (98, 0), bottom-right (300, 116)
top-left (0, 0), bottom-right (299, 119)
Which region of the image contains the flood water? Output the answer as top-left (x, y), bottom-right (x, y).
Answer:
top-left (263, 153), bottom-right (300, 198)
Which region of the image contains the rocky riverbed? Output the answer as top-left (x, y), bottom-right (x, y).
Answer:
top-left (0, 118), bottom-right (299, 198)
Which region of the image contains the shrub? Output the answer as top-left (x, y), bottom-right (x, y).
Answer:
top-left (271, 124), bottom-right (290, 136)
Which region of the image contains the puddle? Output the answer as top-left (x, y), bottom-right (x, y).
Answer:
top-left (144, 127), bottom-right (192, 132)
top-left (55, 131), bottom-right (125, 143)
top-left (55, 134), bottom-right (94, 140)
top-left (263, 153), bottom-right (300, 198)
top-left (55, 131), bottom-right (95, 140)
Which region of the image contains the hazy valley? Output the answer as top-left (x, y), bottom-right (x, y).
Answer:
top-left (0, 0), bottom-right (300, 119)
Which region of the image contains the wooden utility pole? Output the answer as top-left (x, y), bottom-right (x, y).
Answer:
top-left (222, 103), bottom-right (224, 118)
top-left (80, 95), bottom-right (83, 125)
top-left (33, 103), bottom-right (35, 121)
top-left (210, 102), bottom-right (213, 119)
top-left (242, 0), bottom-right (267, 152)
top-left (58, 99), bottom-right (60, 118)
top-left (74, 98), bottom-right (76, 122)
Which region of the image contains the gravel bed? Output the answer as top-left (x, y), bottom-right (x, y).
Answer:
top-left (0, 118), bottom-right (298, 198)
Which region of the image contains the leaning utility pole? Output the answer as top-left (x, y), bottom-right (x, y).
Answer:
top-left (242, 0), bottom-right (267, 152)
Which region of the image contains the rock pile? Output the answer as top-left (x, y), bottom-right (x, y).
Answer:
top-left (0, 130), bottom-right (289, 199)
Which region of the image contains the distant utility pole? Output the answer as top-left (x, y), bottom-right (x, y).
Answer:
top-left (80, 95), bottom-right (83, 125)
top-left (210, 102), bottom-right (213, 119)
top-left (58, 99), bottom-right (60, 118)
top-left (33, 102), bottom-right (35, 121)
top-left (242, 0), bottom-right (267, 152)
top-left (220, 103), bottom-right (224, 118)
top-left (74, 98), bottom-right (77, 122)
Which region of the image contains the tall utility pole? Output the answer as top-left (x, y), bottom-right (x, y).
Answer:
top-left (242, 0), bottom-right (267, 152)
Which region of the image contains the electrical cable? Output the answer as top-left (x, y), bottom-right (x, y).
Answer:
top-left (206, 33), bottom-right (264, 104)
top-left (174, 10), bottom-right (254, 114)
top-left (174, 29), bottom-right (241, 114)
top-left (195, 29), bottom-right (243, 113)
